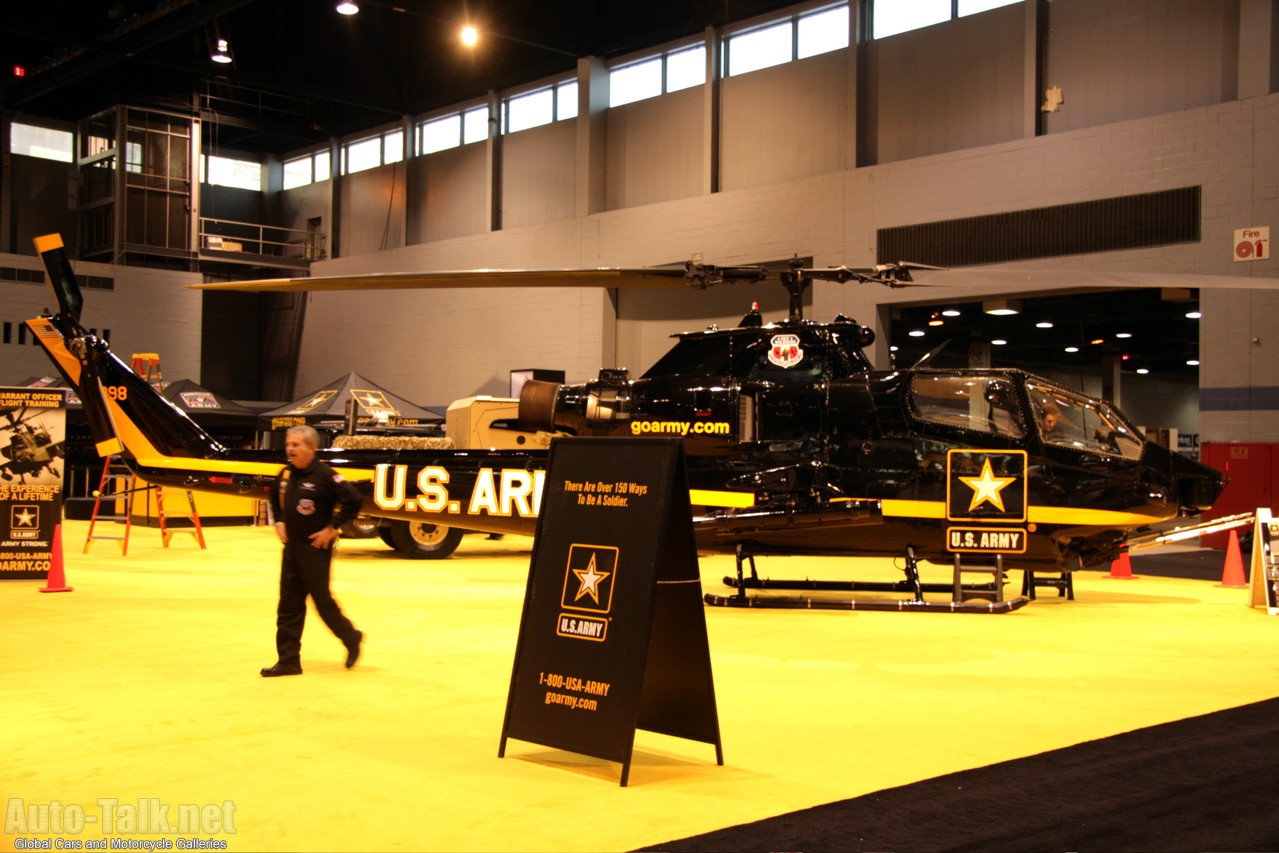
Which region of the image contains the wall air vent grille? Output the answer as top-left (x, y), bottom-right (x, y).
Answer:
top-left (876, 186), bottom-right (1201, 267)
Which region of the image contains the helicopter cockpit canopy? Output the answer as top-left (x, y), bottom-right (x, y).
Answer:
top-left (907, 372), bottom-right (1144, 460)
top-left (1026, 380), bottom-right (1143, 459)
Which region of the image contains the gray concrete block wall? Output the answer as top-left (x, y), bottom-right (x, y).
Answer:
top-left (294, 93), bottom-right (1278, 441)
top-left (1, 257), bottom-right (203, 386)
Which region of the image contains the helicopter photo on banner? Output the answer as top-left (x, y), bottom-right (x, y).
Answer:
top-left (0, 386), bottom-right (66, 580)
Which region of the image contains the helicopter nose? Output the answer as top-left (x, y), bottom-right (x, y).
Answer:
top-left (1162, 445), bottom-right (1226, 513)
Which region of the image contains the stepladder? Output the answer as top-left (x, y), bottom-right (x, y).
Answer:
top-left (83, 458), bottom-right (206, 553)
top-left (154, 485), bottom-right (206, 549)
top-left (83, 457), bottom-right (139, 554)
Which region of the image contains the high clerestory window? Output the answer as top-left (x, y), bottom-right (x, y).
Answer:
top-left (873, 0), bottom-right (1021, 40)
top-left (503, 80), bottom-right (578, 134)
top-left (609, 45), bottom-right (706, 107)
top-left (202, 154), bottom-right (262, 190)
top-left (9, 122), bottom-right (73, 162)
top-left (418, 106), bottom-right (491, 155)
top-left (282, 150), bottom-right (332, 189)
top-left (723, 4), bottom-right (849, 77)
top-left (342, 128), bottom-right (403, 175)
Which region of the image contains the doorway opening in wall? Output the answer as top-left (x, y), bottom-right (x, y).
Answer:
top-left (888, 287), bottom-right (1202, 446)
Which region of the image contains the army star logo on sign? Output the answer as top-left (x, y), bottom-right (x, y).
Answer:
top-left (557, 544), bottom-right (618, 642)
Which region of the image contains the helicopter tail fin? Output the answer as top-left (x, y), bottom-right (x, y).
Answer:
top-left (25, 234), bottom-right (227, 462)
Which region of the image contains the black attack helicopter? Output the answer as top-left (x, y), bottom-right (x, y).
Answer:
top-left (0, 407), bottom-right (64, 483)
top-left (26, 233), bottom-right (1225, 612)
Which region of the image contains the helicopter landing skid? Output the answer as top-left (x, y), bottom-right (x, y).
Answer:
top-left (702, 593), bottom-right (1030, 613)
top-left (704, 544), bottom-right (1031, 613)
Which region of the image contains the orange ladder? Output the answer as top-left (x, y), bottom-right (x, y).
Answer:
top-left (83, 457), bottom-right (141, 554)
top-left (155, 486), bottom-right (206, 549)
top-left (130, 352), bottom-right (165, 392)
top-left (83, 459), bottom-right (208, 553)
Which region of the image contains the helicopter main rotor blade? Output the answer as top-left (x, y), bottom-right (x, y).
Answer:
top-left (191, 267), bottom-right (703, 293)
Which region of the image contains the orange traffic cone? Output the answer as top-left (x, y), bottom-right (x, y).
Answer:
top-left (1107, 550), bottom-right (1138, 579)
top-left (39, 523), bottom-right (73, 593)
top-left (1217, 529), bottom-right (1248, 588)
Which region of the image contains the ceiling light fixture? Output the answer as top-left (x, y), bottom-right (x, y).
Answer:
top-left (1064, 346), bottom-right (1079, 353)
top-left (991, 339), bottom-right (1007, 346)
top-left (1137, 368), bottom-right (1150, 374)
top-left (1090, 338), bottom-right (1105, 345)
top-left (210, 38), bottom-right (232, 64)
top-left (1115, 332), bottom-right (1132, 338)
top-left (983, 299), bottom-right (1020, 316)
top-left (1186, 310), bottom-right (1202, 319)
top-left (908, 330), bottom-right (925, 338)
top-left (1187, 359), bottom-right (1200, 366)
top-left (928, 312), bottom-right (944, 327)
top-left (942, 309), bottom-right (961, 317)
top-left (1035, 321), bottom-right (1053, 329)
top-left (460, 24), bottom-right (479, 46)
top-left (336, 1), bottom-right (360, 14)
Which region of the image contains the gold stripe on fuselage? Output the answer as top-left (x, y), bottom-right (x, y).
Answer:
top-left (124, 459), bottom-right (756, 508)
top-left (132, 456), bottom-right (373, 482)
top-left (881, 498), bottom-right (1164, 528)
top-left (691, 488), bottom-right (756, 508)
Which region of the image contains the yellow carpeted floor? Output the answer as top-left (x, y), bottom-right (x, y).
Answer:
top-left (3, 519), bottom-right (1276, 852)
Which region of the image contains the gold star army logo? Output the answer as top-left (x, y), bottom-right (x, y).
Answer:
top-left (11, 505), bottom-right (39, 529)
top-left (557, 544), bottom-right (618, 642)
top-left (945, 450), bottom-right (1028, 554)
top-left (946, 450), bottom-right (1027, 521)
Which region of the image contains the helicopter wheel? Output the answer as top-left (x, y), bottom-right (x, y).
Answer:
top-left (388, 519), bottom-right (463, 559)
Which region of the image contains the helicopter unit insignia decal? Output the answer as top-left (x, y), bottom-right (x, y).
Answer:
top-left (946, 450), bottom-right (1028, 523)
top-left (768, 334), bottom-right (804, 368)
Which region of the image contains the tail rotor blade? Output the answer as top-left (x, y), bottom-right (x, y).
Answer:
top-left (33, 234), bottom-right (84, 325)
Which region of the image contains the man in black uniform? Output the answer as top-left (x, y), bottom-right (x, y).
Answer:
top-left (261, 425), bottom-right (364, 677)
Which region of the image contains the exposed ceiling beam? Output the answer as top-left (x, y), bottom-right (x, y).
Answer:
top-left (1, 0), bottom-right (258, 107)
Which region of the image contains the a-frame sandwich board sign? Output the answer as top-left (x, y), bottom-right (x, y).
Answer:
top-left (1249, 508), bottom-right (1279, 614)
top-left (498, 437), bottom-right (723, 786)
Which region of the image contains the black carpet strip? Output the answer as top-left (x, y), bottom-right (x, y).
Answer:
top-left (1130, 548), bottom-right (1239, 581)
top-left (641, 696), bottom-right (1279, 852)
top-left (643, 550), bottom-right (1271, 852)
